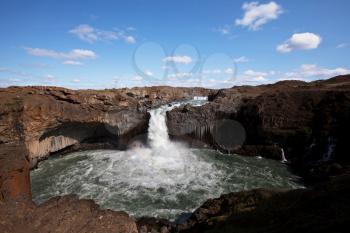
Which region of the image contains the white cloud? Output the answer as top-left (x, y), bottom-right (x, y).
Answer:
top-left (202, 68), bottom-right (235, 75)
top-left (144, 70), bottom-right (153, 76)
top-left (69, 24), bottom-right (99, 43)
top-left (163, 55), bottom-right (193, 64)
top-left (235, 1), bottom-right (283, 30)
top-left (277, 32), bottom-right (322, 53)
top-left (25, 48), bottom-right (97, 60)
top-left (244, 70), bottom-right (267, 76)
top-left (337, 43), bottom-right (348, 48)
top-left (224, 68), bottom-right (234, 74)
top-left (167, 72), bottom-right (193, 79)
top-left (124, 36), bottom-right (136, 44)
top-left (236, 69), bottom-right (272, 83)
top-left (126, 26), bottom-right (136, 31)
top-left (69, 24), bottom-right (136, 44)
top-left (282, 64), bottom-right (350, 80)
top-left (43, 74), bottom-right (56, 83)
top-left (214, 25), bottom-right (231, 35)
top-left (234, 56), bottom-right (250, 63)
top-left (66, 49), bottom-right (96, 59)
top-left (132, 75), bottom-right (143, 81)
top-left (72, 79), bottom-right (81, 83)
top-left (63, 60), bottom-right (83, 66)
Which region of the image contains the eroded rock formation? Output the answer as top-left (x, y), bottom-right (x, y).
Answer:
top-left (176, 174), bottom-right (350, 233)
top-left (167, 75), bottom-right (350, 181)
top-left (0, 86), bottom-right (210, 165)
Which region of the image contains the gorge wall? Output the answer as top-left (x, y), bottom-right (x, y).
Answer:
top-left (0, 86), bottom-right (210, 165)
top-left (167, 75), bottom-right (350, 181)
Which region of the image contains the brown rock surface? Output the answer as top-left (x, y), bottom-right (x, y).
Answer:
top-left (0, 144), bottom-right (31, 201)
top-left (0, 195), bottom-right (138, 233)
top-left (0, 86), bottom-right (210, 164)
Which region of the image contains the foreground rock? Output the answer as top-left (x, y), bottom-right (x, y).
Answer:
top-left (167, 75), bottom-right (350, 181)
top-left (137, 175), bottom-right (350, 233)
top-left (0, 195), bottom-right (138, 233)
top-left (0, 144), bottom-right (30, 201)
top-left (0, 143), bottom-right (138, 233)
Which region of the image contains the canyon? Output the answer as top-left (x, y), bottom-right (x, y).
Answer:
top-left (1, 76), bottom-right (350, 233)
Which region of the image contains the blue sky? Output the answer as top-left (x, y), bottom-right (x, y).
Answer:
top-left (0, 0), bottom-right (349, 89)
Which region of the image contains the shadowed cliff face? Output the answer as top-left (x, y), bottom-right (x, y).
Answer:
top-left (175, 175), bottom-right (350, 233)
top-left (167, 75), bottom-right (350, 181)
top-left (0, 86), bottom-right (210, 166)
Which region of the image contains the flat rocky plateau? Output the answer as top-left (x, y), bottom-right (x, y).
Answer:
top-left (1, 76), bottom-right (350, 233)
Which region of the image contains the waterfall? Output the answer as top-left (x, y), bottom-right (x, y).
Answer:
top-left (147, 105), bottom-right (172, 149)
top-left (280, 148), bottom-right (288, 163)
top-left (147, 97), bottom-right (208, 149)
top-left (323, 138), bottom-right (336, 161)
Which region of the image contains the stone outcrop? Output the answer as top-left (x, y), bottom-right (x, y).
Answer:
top-left (0, 195), bottom-right (138, 233)
top-left (175, 174), bottom-right (350, 233)
top-left (136, 175), bottom-right (350, 233)
top-left (167, 75), bottom-right (350, 181)
top-left (0, 144), bottom-right (31, 201)
top-left (0, 86), bottom-right (210, 166)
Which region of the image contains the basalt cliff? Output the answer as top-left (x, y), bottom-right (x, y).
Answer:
top-left (167, 75), bottom-right (350, 182)
top-left (1, 77), bottom-right (350, 233)
top-left (0, 86), bottom-right (209, 168)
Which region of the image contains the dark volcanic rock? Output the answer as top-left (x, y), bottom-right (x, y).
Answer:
top-left (137, 217), bottom-right (176, 233)
top-left (135, 175), bottom-right (350, 233)
top-left (176, 175), bottom-right (350, 233)
top-left (167, 75), bottom-right (350, 180)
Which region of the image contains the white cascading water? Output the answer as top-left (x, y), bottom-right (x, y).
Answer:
top-left (323, 138), bottom-right (336, 161)
top-left (148, 105), bottom-right (173, 149)
top-left (280, 148), bottom-right (288, 163)
top-left (31, 97), bottom-right (304, 220)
